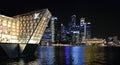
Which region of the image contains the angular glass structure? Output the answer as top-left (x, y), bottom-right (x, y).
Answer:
top-left (0, 15), bottom-right (20, 43)
top-left (0, 9), bottom-right (52, 44)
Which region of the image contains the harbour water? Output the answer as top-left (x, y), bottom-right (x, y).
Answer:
top-left (0, 46), bottom-right (120, 65)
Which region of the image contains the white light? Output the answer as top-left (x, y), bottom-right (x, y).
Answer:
top-left (34, 13), bottom-right (40, 19)
top-left (51, 17), bottom-right (57, 20)
top-left (87, 22), bottom-right (91, 24)
top-left (81, 24), bottom-right (83, 26)
top-left (54, 17), bottom-right (57, 20)
top-left (73, 31), bottom-right (79, 33)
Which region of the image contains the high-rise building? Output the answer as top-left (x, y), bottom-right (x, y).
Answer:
top-left (80, 18), bottom-right (91, 42)
top-left (60, 24), bottom-right (67, 42)
top-left (68, 15), bottom-right (91, 44)
top-left (68, 15), bottom-right (80, 44)
top-left (41, 16), bottom-right (60, 44)
top-left (54, 21), bottom-right (61, 43)
top-left (41, 22), bottom-right (52, 45)
top-left (51, 16), bottom-right (57, 43)
top-left (0, 9), bottom-right (52, 44)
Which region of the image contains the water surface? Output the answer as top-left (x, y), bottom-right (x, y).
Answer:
top-left (1, 46), bottom-right (120, 65)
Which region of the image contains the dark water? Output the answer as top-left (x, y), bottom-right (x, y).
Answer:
top-left (1, 46), bottom-right (120, 65)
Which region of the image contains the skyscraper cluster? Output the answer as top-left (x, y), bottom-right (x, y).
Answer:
top-left (41, 15), bottom-right (91, 44)
top-left (67, 15), bottom-right (91, 44)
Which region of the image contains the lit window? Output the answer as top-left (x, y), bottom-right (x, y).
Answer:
top-left (3, 23), bottom-right (7, 26)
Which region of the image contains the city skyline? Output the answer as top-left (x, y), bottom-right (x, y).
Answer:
top-left (0, 0), bottom-right (120, 38)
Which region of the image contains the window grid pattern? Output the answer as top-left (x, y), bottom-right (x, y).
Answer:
top-left (14, 9), bottom-right (52, 44)
top-left (0, 9), bottom-right (51, 44)
top-left (0, 16), bottom-right (19, 43)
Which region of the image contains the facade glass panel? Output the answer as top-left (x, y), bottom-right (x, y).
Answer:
top-left (0, 9), bottom-right (51, 44)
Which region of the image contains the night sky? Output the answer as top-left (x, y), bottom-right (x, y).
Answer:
top-left (0, 0), bottom-right (120, 38)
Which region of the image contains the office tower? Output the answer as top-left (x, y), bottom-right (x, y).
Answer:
top-left (80, 18), bottom-right (91, 42)
top-left (68, 15), bottom-right (80, 44)
top-left (51, 16), bottom-right (57, 43)
top-left (68, 16), bottom-right (91, 44)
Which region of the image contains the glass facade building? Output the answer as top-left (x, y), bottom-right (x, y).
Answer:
top-left (0, 9), bottom-right (52, 44)
top-left (0, 15), bottom-right (19, 43)
top-left (67, 15), bottom-right (91, 44)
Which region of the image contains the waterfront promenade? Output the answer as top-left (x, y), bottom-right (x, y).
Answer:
top-left (51, 43), bottom-right (71, 46)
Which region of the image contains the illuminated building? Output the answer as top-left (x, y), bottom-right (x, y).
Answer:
top-left (0, 9), bottom-right (51, 44)
top-left (51, 16), bottom-right (57, 43)
top-left (80, 18), bottom-right (91, 43)
top-left (0, 15), bottom-right (20, 43)
top-left (54, 21), bottom-right (61, 43)
top-left (41, 22), bottom-right (52, 45)
top-left (54, 22), bottom-right (67, 43)
top-left (68, 15), bottom-right (80, 43)
top-left (68, 15), bottom-right (91, 44)
top-left (41, 16), bottom-right (66, 44)
top-left (0, 9), bottom-right (52, 58)
top-left (41, 20), bottom-right (66, 44)
top-left (60, 24), bottom-right (67, 42)
top-left (41, 16), bottom-right (58, 44)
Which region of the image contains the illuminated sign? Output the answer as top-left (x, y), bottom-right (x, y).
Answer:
top-left (34, 13), bottom-right (40, 19)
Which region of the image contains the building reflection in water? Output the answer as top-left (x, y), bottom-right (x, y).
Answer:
top-left (85, 46), bottom-right (106, 65)
top-left (38, 46), bottom-right (55, 65)
top-left (65, 46), bottom-right (71, 64)
top-left (71, 46), bottom-right (85, 65)
top-left (3, 46), bottom-right (120, 65)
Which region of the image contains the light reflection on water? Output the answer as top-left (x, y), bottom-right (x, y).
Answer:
top-left (71, 46), bottom-right (85, 65)
top-left (39, 46), bottom-right (55, 65)
top-left (1, 46), bottom-right (120, 65)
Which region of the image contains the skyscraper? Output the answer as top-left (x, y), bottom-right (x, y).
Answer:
top-left (80, 18), bottom-right (91, 42)
top-left (68, 15), bottom-right (91, 44)
top-left (68, 15), bottom-right (80, 44)
top-left (51, 16), bottom-right (57, 43)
